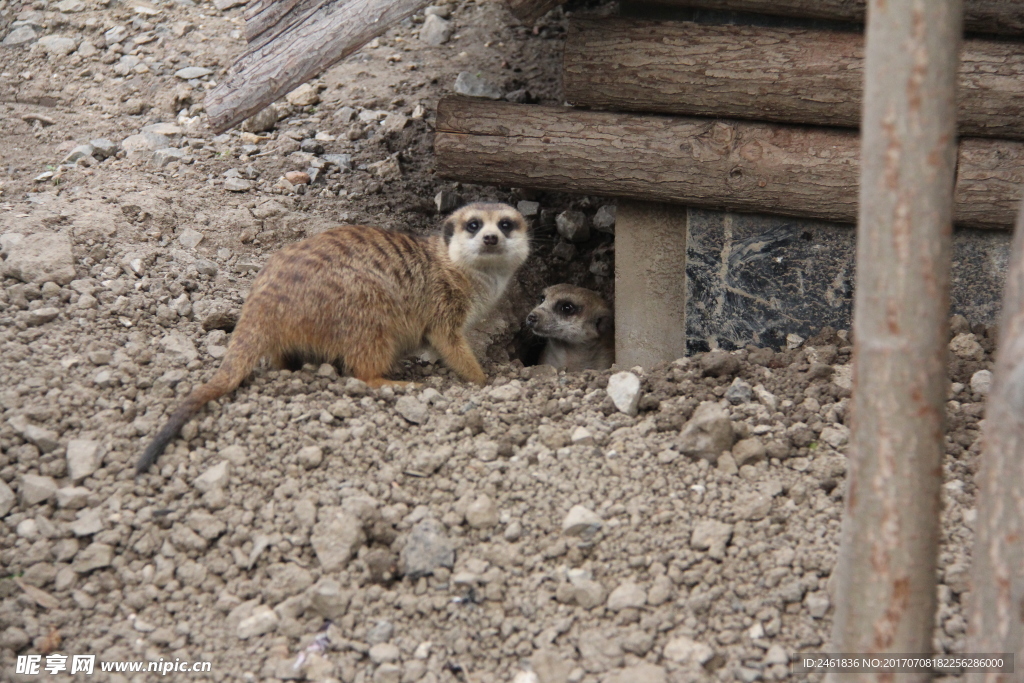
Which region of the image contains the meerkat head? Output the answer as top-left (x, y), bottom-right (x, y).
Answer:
top-left (443, 202), bottom-right (530, 273)
top-left (526, 284), bottom-right (613, 344)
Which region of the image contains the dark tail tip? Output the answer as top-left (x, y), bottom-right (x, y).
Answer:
top-left (136, 407), bottom-right (195, 475)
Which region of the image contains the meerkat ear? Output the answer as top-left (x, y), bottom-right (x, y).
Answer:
top-left (596, 315), bottom-right (614, 336)
top-left (442, 216), bottom-right (457, 245)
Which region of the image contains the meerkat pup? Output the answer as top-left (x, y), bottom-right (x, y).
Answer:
top-left (137, 203), bottom-right (530, 474)
top-left (526, 284), bottom-right (614, 371)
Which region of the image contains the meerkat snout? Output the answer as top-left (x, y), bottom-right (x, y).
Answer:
top-left (528, 284), bottom-right (614, 371)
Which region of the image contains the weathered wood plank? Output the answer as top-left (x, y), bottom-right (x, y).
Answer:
top-left (434, 97), bottom-right (1024, 229)
top-left (524, 0), bottom-right (1024, 34)
top-left (205, 0), bottom-right (429, 133)
top-left (244, 0), bottom-right (332, 50)
top-left (564, 18), bottom-right (1024, 140)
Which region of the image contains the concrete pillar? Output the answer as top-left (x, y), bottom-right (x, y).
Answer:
top-left (614, 200), bottom-right (688, 368)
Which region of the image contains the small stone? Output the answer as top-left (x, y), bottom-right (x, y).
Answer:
top-left (178, 227), bottom-right (204, 249)
top-left (516, 200), bottom-right (540, 218)
top-left (373, 664), bottom-right (402, 683)
top-left (152, 147), bottom-right (185, 167)
top-left (369, 643), bottom-right (401, 664)
top-left (311, 508), bottom-right (365, 571)
top-left (395, 396), bottom-right (428, 424)
top-left (175, 66), bottom-right (212, 79)
top-left (71, 508), bottom-right (104, 536)
top-left (103, 25), bottom-right (127, 45)
top-left (224, 178), bottom-right (253, 192)
top-left (647, 574), bottom-right (673, 606)
top-left (195, 259), bottom-right (218, 277)
top-left (607, 371), bottom-right (641, 416)
top-left (819, 425), bottom-right (849, 449)
top-left (3, 26), bottom-right (38, 46)
top-left (122, 132), bottom-right (169, 154)
top-left (72, 542), bottom-right (114, 572)
top-left (299, 138), bottom-right (324, 154)
top-left (381, 112), bottom-right (408, 134)
top-left (237, 605), bottom-right (278, 639)
top-left (0, 480), bottom-right (16, 517)
top-left (309, 579), bottom-right (352, 619)
top-left (296, 445), bottom-right (323, 469)
top-left (56, 486), bottom-right (91, 509)
top-left (725, 377), bottom-right (753, 404)
top-left (195, 461), bottom-right (229, 493)
top-left (805, 590), bottom-right (830, 618)
top-left (453, 71), bottom-right (503, 99)
top-left (323, 153), bottom-right (352, 170)
top-left (284, 170), bottom-right (310, 185)
top-left (570, 426), bottom-right (594, 445)
top-left (435, 190), bottom-right (461, 213)
top-left (753, 384), bottom-right (778, 411)
top-left (606, 581), bottom-right (646, 611)
top-left (38, 34), bottom-right (78, 56)
top-left (286, 83), bottom-right (320, 107)
top-left (25, 307), bottom-right (59, 327)
top-left (786, 333), bottom-right (805, 350)
top-left (678, 401), bottom-right (735, 464)
top-left (401, 518), bottom-right (454, 578)
top-left (764, 645), bottom-right (788, 666)
top-left (16, 519), bottom-right (38, 538)
top-left (562, 505), bottom-right (602, 537)
top-left (950, 333), bottom-right (985, 361)
top-left (90, 139), bottom-right (117, 159)
top-left (20, 474), bottom-right (57, 506)
top-left (556, 210), bottom-right (590, 243)
top-left (419, 13), bottom-right (452, 45)
top-left (663, 636), bottom-right (714, 666)
top-left (593, 205), bottom-right (616, 233)
top-left (701, 350), bottom-right (740, 377)
top-left (971, 369), bottom-right (993, 396)
top-left (62, 144), bottom-right (96, 164)
top-left (465, 494), bottom-right (499, 529)
top-left (488, 383), bottom-right (521, 402)
top-left (732, 438), bottom-right (766, 467)
top-left (606, 664), bottom-right (666, 683)
top-left (2, 233), bottom-right (77, 285)
top-left (690, 519), bottom-right (734, 560)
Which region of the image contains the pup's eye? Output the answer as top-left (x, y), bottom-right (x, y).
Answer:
top-left (466, 219), bottom-right (482, 234)
top-left (537, 295), bottom-right (546, 304)
top-left (498, 218), bottom-right (514, 233)
top-left (557, 301), bottom-right (577, 316)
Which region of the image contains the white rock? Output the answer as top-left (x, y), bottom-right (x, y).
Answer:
top-left (286, 83), bottom-right (320, 107)
top-left (38, 35), bottom-right (78, 56)
top-left (950, 333), bottom-right (984, 361)
top-left (453, 71), bottom-right (502, 99)
top-left (3, 26), bottom-right (37, 46)
top-left (606, 371), bottom-right (641, 416)
top-left (753, 384), bottom-right (778, 411)
top-left (20, 474), bottom-right (57, 506)
top-left (606, 581), bottom-right (646, 611)
top-left (71, 508), bottom-right (105, 536)
top-left (764, 644), bottom-right (788, 665)
top-left (22, 424), bottom-right (59, 453)
top-left (159, 332), bottom-right (199, 362)
top-left (593, 205), bottom-right (616, 233)
top-left (195, 461), bottom-right (230, 493)
top-left (174, 66), bottom-right (212, 79)
top-left (786, 333), bottom-right (805, 350)
top-left (562, 505), bottom-right (602, 537)
top-left (0, 480), bottom-right (15, 517)
top-left (465, 494), bottom-right (499, 529)
top-left (488, 383), bottom-right (521, 402)
top-left (395, 396), bottom-right (428, 424)
top-left (805, 590), bottom-right (831, 618)
top-left (419, 13), bottom-right (452, 45)
top-left (56, 486), bottom-right (91, 509)
top-left (178, 227), bottom-right (204, 249)
top-left (690, 519), bottom-right (734, 560)
top-left (66, 439), bottom-right (102, 481)
top-left (663, 636), bottom-right (714, 665)
top-left (570, 426), bottom-right (594, 445)
top-left (237, 605), bottom-right (278, 639)
top-left (1, 233), bottom-right (77, 285)
top-left (368, 643), bottom-right (400, 664)
top-left (677, 401), bottom-right (735, 463)
top-left (971, 369), bottom-right (993, 396)
top-left (311, 508), bottom-right (366, 571)
top-left (819, 425), bottom-right (849, 449)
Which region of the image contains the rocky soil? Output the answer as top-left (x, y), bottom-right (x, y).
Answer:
top-left (0, 0), bottom-right (998, 681)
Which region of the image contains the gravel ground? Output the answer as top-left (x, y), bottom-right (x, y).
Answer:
top-left (0, 0), bottom-right (996, 681)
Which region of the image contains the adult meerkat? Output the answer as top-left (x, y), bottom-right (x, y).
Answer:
top-left (137, 203), bottom-right (529, 474)
top-left (526, 284), bottom-right (614, 371)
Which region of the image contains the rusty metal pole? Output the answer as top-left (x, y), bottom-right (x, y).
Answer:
top-left (966, 200), bottom-right (1024, 683)
top-left (828, 0), bottom-right (962, 679)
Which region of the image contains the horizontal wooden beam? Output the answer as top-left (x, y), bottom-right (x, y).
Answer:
top-left (529, 0), bottom-right (1024, 35)
top-left (564, 18), bottom-right (1024, 140)
top-left (433, 97), bottom-right (1024, 230)
top-left (204, 0), bottom-right (428, 134)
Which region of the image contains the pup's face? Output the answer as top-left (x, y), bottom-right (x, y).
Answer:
top-left (526, 284), bottom-right (613, 344)
top-left (445, 203), bottom-right (530, 272)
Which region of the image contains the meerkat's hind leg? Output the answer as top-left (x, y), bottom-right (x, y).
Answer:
top-left (426, 329), bottom-right (487, 385)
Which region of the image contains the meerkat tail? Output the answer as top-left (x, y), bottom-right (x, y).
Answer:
top-left (136, 334), bottom-right (262, 475)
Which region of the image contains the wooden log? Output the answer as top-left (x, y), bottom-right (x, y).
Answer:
top-left (966, 199), bottom-right (1024, 683)
top-left (434, 97), bottom-right (1024, 230)
top-left (564, 18), bottom-right (1024, 140)
top-left (530, 0), bottom-right (1024, 35)
top-left (243, 0), bottom-right (330, 50)
top-left (204, 0), bottom-right (429, 134)
top-left (828, 0), bottom-right (961, 672)
top-left (504, 0), bottom-right (563, 23)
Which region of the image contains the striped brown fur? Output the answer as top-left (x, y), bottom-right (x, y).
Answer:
top-left (137, 203), bottom-right (530, 474)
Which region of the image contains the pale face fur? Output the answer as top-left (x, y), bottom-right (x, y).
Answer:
top-left (445, 203), bottom-right (530, 325)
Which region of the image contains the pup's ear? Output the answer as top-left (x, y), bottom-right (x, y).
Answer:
top-left (596, 315), bottom-right (614, 336)
top-left (442, 216), bottom-right (457, 245)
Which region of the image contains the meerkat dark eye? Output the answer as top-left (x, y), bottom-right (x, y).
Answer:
top-left (498, 218), bottom-right (514, 233)
top-left (557, 301), bottom-right (577, 316)
top-left (466, 219), bottom-right (482, 234)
